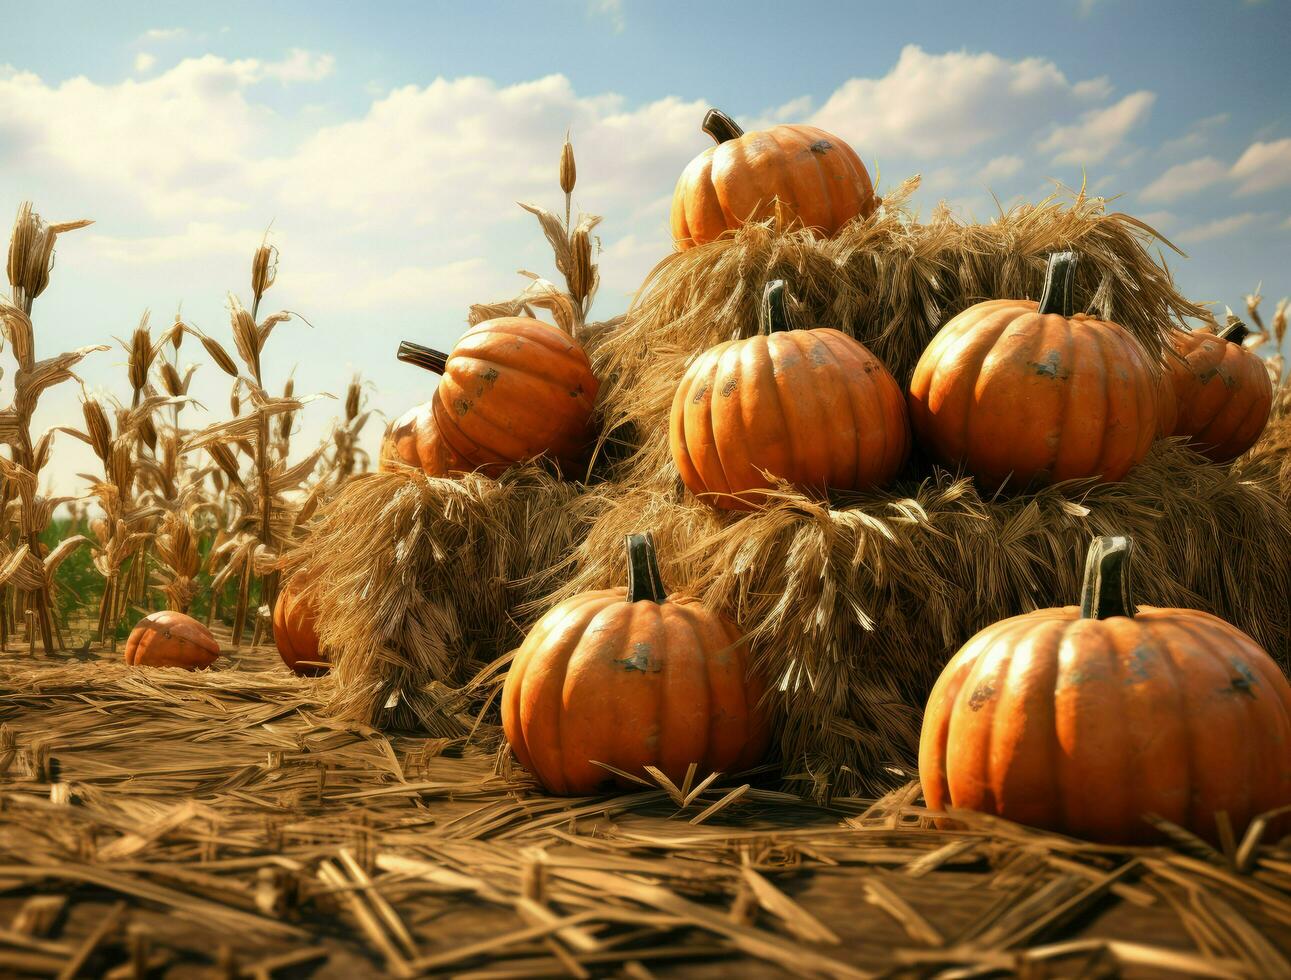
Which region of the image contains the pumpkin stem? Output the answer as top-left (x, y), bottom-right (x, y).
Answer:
top-left (625, 532), bottom-right (667, 604)
top-left (1079, 535), bottom-right (1135, 620)
top-left (760, 280), bottom-right (791, 335)
top-left (1220, 312), bottom-right (1250, 346)
top-left (1037, 251), bottom-right (1078, 318)
top-left (397, 341), bottom-right (448, 375)
top-left (702, 109), bottom-right (745, 145)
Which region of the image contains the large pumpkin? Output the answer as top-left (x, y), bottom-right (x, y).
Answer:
top-left (273, 579), bottom-right (328, 677)
top-left (502, 532), bottom-right (770, 795)
top-left (920, 536), bottom-right (1291, 845)
top-left (908, 252), bottom-right (1158, 490)
top-left (398, 316), bottom-right (598, 476)
top-left (378, 402), bottom-right (470, 477)
top-left (1163, 317), bottom-right (1272, 462)
top-left (124, 611), bottom-right (220, 670)
top-left (671, 280), bottom-right (909, 510)
top-left (671, 108), bottom-right (878, 251)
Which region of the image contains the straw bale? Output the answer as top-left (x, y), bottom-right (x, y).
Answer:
top-left (285, 466), bottom-right (610, 728)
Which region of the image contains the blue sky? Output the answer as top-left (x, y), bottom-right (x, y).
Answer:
top-left (2, 0), bottom-right (1288, 492)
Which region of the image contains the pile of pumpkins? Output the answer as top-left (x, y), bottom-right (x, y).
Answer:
top-left (122, 109), bottom-right (1290, 845)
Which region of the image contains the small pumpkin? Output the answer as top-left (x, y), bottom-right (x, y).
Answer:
top-left (920, 536), bottom-right (1291, 845)
top-left (273, 579), bottom-right (328, 677)
top-left (378, 402), bottom-right (470, 477)
top-left (671, 280), bottom-right (910, 510)
top-left (1163, 317), bottom-right (1272, 462)
top-left (502, 532), bottom-right (770, 795)
top-left (908, 252), bottom-right (1158, 490)
top-left (671, 109), bottom-right (879, 251)
top-left (398, 316), bottom-right (598, 476)
top-left (124, 611), bottom-right (220, 670)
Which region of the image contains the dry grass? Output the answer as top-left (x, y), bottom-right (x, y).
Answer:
top-left (0, 639), bottom-right (1288, 977)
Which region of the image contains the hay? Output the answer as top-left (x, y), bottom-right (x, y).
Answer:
top-left (590, 181), bottom-right (1210, 489)
top-left (553, 437), bottom-right (1291, 801)
top-left (286, 466), bottom-right (610, 728)
top-left (2, 638), bottom-right (1289, 977)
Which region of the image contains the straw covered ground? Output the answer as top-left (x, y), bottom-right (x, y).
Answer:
top-left (295, 185), bottom-right (1291, 799)
top-left (2, 635), bottom-right (1290, 978)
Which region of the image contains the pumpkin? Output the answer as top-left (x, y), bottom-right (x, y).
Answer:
top-left (920, 536), bottom-right (1291, 845)
top-left (378, 401), bottom-right (470, 477)
top-left (398, 316), bottom-right (598, 476)
top-left (671, 108), bottom-right (878, 251)
top-left (501, 532), bottom-right (770, 795)
top-left (1162, 317), bottom-right (1272, 462)
top-left (1153, 368), bottom-right (1178, 439)
top-left (670, 280), bottom-right (910, 510)
top-left (124, 611), bottom-right (220, 670)
top-left (273, 579), bottom-right (328, 677)
top-left (908, 251), bottom-right (1158, 490)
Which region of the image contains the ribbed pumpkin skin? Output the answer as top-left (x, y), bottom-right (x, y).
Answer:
top-left (671, 329), bottom-right (910, 510)
top-left (379, 402), bottom-right (469, 477)
top-left (273, 582), bottom-right (328, 677)
top-left (1164, 327), bottom-right (1272, 462)
top-left (908, 300), bottom-right (1158, 489)
top-left (431, 318), bottom-right (599, 475)
top-left (920, 607), bottom-right (1291, 845)
top-left (124, 611), bottom-right (220, 670)
top-left (671, 125), bottom-right (877, 251)
top-left (502, 589), bottom-right (770, 795)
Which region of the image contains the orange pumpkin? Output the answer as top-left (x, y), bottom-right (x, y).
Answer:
top-left (1154, 368), bottom-right (1178, 439)
top-left (671, 108), bottom-right (878, 251)
top-left (1163, 317), bottom-right (1272, 462)
top-left (908, 252), bottom-right (1158, 490)
top-left (920, 536), bottom-right (1291, 845)
top-left (398, 316), bottom-right (598, 476)
top-left (378, 402), bottom-right (470, 477)
top-left (124, 611), bottom-right (220, 670)
top-left (273, 579), bottom-right (328, 677)
top-left (502, 532), bottom-right (770, 795)
top-left (671, 280), bottom-right (909, 510)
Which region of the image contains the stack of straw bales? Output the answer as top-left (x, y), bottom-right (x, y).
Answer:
top-left (300, 183), bottom-right (1291, 798)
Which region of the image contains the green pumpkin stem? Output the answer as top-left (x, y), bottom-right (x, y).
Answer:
top-left (760, 280), bottom-right (791, 335)
top-left (1037, 251), bottom-right (1078, 318)
top-left (397, 341), bottom-right (448, 375)
top-left (1079, 535), bottom-right (1135, 620)
top-left (702, 109), bottom-right (745, 144)
top-left (1220, 312), bottom-right (1251, 346)
top-left (626, 532), bottom-right (667, 604)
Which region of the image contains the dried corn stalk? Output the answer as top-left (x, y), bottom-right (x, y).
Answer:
top-left (0, 203), bottom-right (100, 653)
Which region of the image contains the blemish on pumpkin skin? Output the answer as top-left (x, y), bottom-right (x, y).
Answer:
top-left (454, 398), bottom-right (472, 417)
top-left (809, 140), bottom-right (833, 155)
top-left (691, 383), bottom-right (709, 405)
top-left (1028, 351), bottom-right (1068, 380)
top-left (967, 681), bottom-right (995, 711)
top-left (481, 367), bottom-right (499, 386)
top-left (720, 378), bottom-right (738, 397)
top-left (617, 642), bottom-right (660, 673)
top-left (1220, 661), bottom-right (1259, 698)
top-left (1198, 366), bottom-right (1238, 390)
top-left (1125, 646), bottom-right (1153, 683)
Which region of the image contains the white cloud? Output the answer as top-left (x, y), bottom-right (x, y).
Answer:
top-left (1140, 156), bottom-right (1228, 202)
top-left (1175, 212), bottom-right (1258, 243)
top-left (1038, 90), bottom-right (1155, 164)
top-left (141, 27), bottom-right (187, 42)
top-left (262, 49), bottom-right (335, 83)
top-left (134, 52), bottom-right (157, 74)
top-left (589, 0), bottom-right (625, 33)
top-left (84, 222), bottom-right (255, 264)
top-left (1136, 210), bottom-right (1177, 230)
top-left (1230, 138), bottom-right (1291, 195)
top-left (1160, 113), bottom-right (1228, 155)
top-left (975, 155), bottom-right (1024, 183)
top-left (811, 45), bottom-right (1106, 159)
